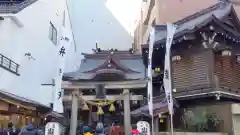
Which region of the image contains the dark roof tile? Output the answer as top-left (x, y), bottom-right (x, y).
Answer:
top-left (64, 51), bottom-right (146, 80)
top-left (0, 0), bottom-right (37, 14)
top-left (154, 2), bottom-right (232, 44)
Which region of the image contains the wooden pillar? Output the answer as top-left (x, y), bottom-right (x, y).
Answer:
top-left (167, 115), bottom-right (171, 132)
top-left (123, 89), bottom-right (131, 135)
top-left (154, 117), bottom-right (159, 132)
top-left (88, 105), bottom-right (92, 125)
top-left (70, 90), bottom-right (79, 135)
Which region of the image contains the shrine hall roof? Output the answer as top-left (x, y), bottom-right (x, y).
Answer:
top-left (0, 89), bottom-right (50, 108)
top-left (63, 50), bottom-right (146, 81)
top-left (150, 1), bottom-right (232, 46)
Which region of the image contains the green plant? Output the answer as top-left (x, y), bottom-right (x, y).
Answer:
top-left (182, 108), bottom-right (220, 132)
top-left (206, 113), bottom-right (220, 131)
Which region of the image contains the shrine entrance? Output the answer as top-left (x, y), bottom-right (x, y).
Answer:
top-left (62, 49), bottom-right (147, 135)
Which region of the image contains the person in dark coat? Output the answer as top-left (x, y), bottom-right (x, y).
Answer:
top-left (7, 122), bottom-right (19, 135)
top-left (82, 126), bottom-right (93, 135)
top-left (108, 124), bottom-right (123, 135)
top-left (19, 124), bottom-right (40, 135)
top-left (95, 122), bottom-right (105, 135)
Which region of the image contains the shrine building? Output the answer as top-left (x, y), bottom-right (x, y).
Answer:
top-left (139, 1), bottom-right (240, 134)
top-left (62, 49), bottom-right (147, 135)
top-left (0, 89), bottom-right (51, 128)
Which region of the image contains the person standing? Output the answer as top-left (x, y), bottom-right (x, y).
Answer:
top-left (108, 123), bottom-right (123, 135)
top-left (82, 126), bottom-right (93, 135)
top-left (129, 124), bottom-right (141, 135)
top-left (18, 124), bottom-right (40, 135)
top-left (95, 122), bottom-right (105, 135)
top-left (7, 123), bottom-right (13, 135)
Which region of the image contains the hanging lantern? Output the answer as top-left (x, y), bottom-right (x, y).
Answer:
top-left (236, 54), bottom-right (240, 63)
top-left (109, 103), bottom-right (115, 112)
top-left (159, 118), bottom-right (164, 123)
top-left (154, 67), bottom-right (161, 73)
top-left (97, 106), bottom-right (104, 115)
top-left (172, 55), bottom-right (182, 62)
top-left (221, 49), bottom-right (232, 56)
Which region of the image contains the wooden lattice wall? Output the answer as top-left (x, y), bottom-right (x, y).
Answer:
top-left (172, 48), bottom-right (240, 93)
top-left (172, 49), bottom-right (214, 92)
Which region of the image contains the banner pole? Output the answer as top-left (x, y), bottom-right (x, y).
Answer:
top-left (170, 113), bottom-right (174, 135)
top-left (164, 23), bottom-right (177, 135)
top-left (151, 115), bottom-right (154, 135)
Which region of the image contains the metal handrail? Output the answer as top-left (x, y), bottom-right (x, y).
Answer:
top-left (0, 53), bottom-right (20, 76)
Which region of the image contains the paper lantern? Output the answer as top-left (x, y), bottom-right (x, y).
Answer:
top-left (154, 67), bottom-right (161, 72)
top-left (159, 119), bottom-right (164, 123)
top-left (221, 50), bottom-right (231, 56)
top-left (172, 55), bottom-right (181, 61)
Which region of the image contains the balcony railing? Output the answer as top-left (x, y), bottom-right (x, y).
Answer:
top-left (0, 53), bottom-right (20, 76)
top-left (0, 0), bottom-right (37, 13)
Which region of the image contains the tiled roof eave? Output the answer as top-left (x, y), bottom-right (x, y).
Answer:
top-left (0, 89), bottom-right (50, 109)
top-left (155, 15), bottom-right (240, 45)
top-left (175, 2), bottom-right (225, 26)
top-left (83, 55), bottom-right (140, 73)
top-left (0, 0), bottom-right (38, 14)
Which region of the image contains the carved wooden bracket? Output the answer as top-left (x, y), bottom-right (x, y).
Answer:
top-left (200, 32), bottom-right (219, 49)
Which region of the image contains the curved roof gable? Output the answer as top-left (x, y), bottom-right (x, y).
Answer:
top-left (146, 2), bottom-right (234, 46)
top-left (83, 54), bottom-right (140, 73)
top-left (64, 50), bottom-right (146, 81)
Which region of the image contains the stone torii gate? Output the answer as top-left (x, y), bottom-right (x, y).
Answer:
top-left (62, 49), bottom-right (147, 135)
top-left (62, 80), bottom-right (146, 135)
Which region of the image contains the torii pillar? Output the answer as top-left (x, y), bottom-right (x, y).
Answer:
top-left (63, 80), bottom-right (146, 135)
top-left (123, 89), bottom-right (131, 134)
top-left (69, 90), bottom-right (81, 135)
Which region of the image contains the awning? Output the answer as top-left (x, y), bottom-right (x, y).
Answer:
top-left (0, 89), bottom-right (50, 110)
top-left (45, 111), bottom-right (65, 118)
top-left (131, 98), bottom-right (179, 117)
top-left (131, 102), bottom-right (168, 117)
top-left (45, 111), bottom-right (67, 126)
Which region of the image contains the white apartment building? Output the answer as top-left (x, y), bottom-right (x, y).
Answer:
top-left (0, 0), bottom-right (76, 106)
top-left (0, 0), bottom-right (146, 106)
top-left (67, 0), bottom-right (143, 51)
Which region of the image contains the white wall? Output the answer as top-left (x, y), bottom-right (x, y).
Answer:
top-left (0, 0), bottom-right (76, 106)
top-left (0, 0), bottom-right (144, 106)
top-left (67, 0), bottom-right (143, 53)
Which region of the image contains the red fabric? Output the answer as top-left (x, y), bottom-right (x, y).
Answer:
top-left (109, 126), bottom-right (123, 135)
top-left (131, 129), bottom-right (140, 134)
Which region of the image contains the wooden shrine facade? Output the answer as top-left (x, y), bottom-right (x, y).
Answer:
top-left (141, 1), bottom-right (240, 133)
top-left (62, 49), bottom-right (147, 135)
top-left (143, 2), bottom-right (240, 100)
top-left (0, 89), bottom-right (51, 128)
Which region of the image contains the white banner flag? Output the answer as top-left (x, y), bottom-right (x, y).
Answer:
top-left (163, 23), bottom-right (177, 115)
top-left (147, 27), bottom-right (155, 116)
top-left (53, 27), bottom-right (72, 113)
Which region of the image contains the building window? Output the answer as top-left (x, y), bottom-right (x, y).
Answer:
top-left (62, 11), bottom-right (65, 27)
top-left (49, 22), bottom-right (57, 44)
